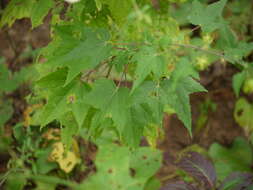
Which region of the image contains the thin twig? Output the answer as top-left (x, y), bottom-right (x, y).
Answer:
top-left (189, 25), bottom-right (200, 34)
top-left (112, 64), bottom-right (128, 96)
top-left (0, 170), bottom-right (12, 187)
top-left (160, 173), bottom-right (178, 182)
top-left (106, 65), bottom-right (113, 78)
top-left (112, 41), bottom-right (226, 60)
top-left (112, 46), bottom-right (128, 51)
top-left (169, 43), bottom-right (224, 58)
top-left (81, 61), bottom-right (108, 81)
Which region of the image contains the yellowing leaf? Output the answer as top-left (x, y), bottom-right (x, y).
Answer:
top-left (49, 141), bottom-right (80, 173)
top-left (58, 151), bottom-right (79, 173)
top-left (23, 104), bottom-right (43, 127)
top-left (234, 98), bottom-right (253, 134)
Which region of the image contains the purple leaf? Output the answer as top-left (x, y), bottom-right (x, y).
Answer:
top-left (160, 181), bottom-right (198, 190)
top-left (218, 172), bottom-right (253, 190)
top-left (177, 152), bottom-right (216, 189)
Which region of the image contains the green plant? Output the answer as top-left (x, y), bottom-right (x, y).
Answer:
top-left (0, 59), bottom-right (35, 151)
top-left (209, 137), bottom-right (253, 181)
top-left (1, 0), bottom-right (253, 189)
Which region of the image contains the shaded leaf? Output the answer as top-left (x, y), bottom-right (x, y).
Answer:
top-left (35, 148), bottom-right (58, 174)
top-left (209, 137), bottom-right (253, 181)
top-left (6, 173), bottom-right (26, 190)
top-left (31, 0), bottom-right (54, 28)
top-left (218, 172), bottom-right (253, 190)
top-left (177, 152), bottom-right (216, 189)
top-left (0, 0), bottom-right (33, 27)
top-left (232, 71), bottom-right (246, 97)
top-left (160, 181), bottom-right (198, 190)
top-left (0, 98), bottom-right (13, 129)
top-left (0, 64), bottom-right (36, 93)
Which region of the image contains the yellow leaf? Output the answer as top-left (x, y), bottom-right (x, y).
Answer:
top-left (49, 141), bottom-right (80, 173)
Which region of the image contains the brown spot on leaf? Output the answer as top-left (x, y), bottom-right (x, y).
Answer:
top-left (108, 168), bottom-right (113, 174)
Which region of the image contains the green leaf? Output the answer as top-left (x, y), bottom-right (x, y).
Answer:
top-left (95, 0), bottom-right (102, 10)
top-left (0, 64), bottom-right (36, 94)
top-left (130, 147), bottom-right (162, 180)
top-left (101, 0), bottom-right (132, 24)
top-left (87, 79), bottom-right (132, 133)
top-left (81, 143), bottom-right (138, 190)
top-left (86, 79), bottom-right (116, 110)
top-left (108, 87), bottom-right (131, 132)
top-left (122, 104), bottom-right (149, 147)
top-left (0, 63), bottom-right (19, 93)
top-left (0, 0), bottom-right (34, 27)
top-left (81, 143), bottom-right (161, 190)
top-left (45, 27), bottom-right (112, 85)
top-left (209, 137), bottom-right (253, 181)
top-left (6, 174), bottom-right (26, 190)
top-left (232, 71), bottom-right (246, 97)
top-left (0, 98), bottom-right (13, 129)
top-left (161, 59), bottom-right (206, 135)
top-left (31, 0), bottom-right (54, 28)
top-left (72, 101), bottom-right (90, 128)
top-left (0, 98), bottom-right (13, 151)
top-left (37, 80), bottom-right (90, 127)
top-left (217, 23), bottom-right (238, 49)
top-left (35, 181), bottom-right (56, 190)
top-left (37, 67), bottom-right (68, 90)
top-left (60, 112), bottom-right (79, 150)
top-left (224, 42), bottom-right (253, 63)
top-left (188, 0), bottom-right (227, 33)
top-left (132, 46), bottom-right (166, 92)
top-left (144, 177), bottom-right (161, 190)
top-left (35, 148), bottom-right (58, 174)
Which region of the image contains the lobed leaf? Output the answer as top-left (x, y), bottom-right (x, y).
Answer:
top-left (31, 0), bottom-right (54, 28)
top-left (160, 59), bottom-right (206, 135)
top-left (188, 0), bottom-right (227, 33)
top-left (132, 46), bottom-right (166, 92)
top-left (44, 27), bottom-right (112, 85)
